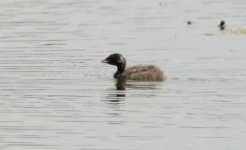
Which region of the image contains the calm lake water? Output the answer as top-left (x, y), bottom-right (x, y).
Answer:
top-left (0, 0), bottom-right (246, 150)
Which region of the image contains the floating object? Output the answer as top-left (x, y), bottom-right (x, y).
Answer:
top-left (218, 20), bottom-right (246, 34)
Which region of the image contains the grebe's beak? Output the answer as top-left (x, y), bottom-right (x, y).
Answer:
top-left (101, 59), bottom-right (108, 63)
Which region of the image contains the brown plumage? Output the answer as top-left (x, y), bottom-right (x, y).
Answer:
top-left (101, 53), bottom-right (166, 81)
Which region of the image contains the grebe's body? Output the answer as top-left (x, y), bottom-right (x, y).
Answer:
top-left (101, 53), bottom-right (166, 81)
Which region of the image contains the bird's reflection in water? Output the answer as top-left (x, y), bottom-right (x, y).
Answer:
top-left (107, 93), bottom-right (125, 103)
top-left (104, 79), bottom-right (126, 104)
top-left (103, 79), bottom-right (163, 125)
top-left (116, 79), bottom-right (161, 91)
top-left (105, 79), bottom-right (162, 104)
top-left (116, 79), bottom-right (127, 90)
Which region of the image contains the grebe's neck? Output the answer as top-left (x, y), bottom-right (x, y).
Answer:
top-left (114, 63), bottom-right (126, 79)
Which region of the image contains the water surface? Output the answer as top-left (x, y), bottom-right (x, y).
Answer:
top-left (0, 0), bottom-right (246, 150)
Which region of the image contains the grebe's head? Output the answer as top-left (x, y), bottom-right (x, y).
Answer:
top-left (101, 53), bottom-right (126, 66)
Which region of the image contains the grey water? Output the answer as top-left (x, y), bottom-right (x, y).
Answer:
top-left (0, 0), bottom-right (246, 150)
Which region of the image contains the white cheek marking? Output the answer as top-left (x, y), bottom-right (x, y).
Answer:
top-left (119, 56), bottom-right (124, 63)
